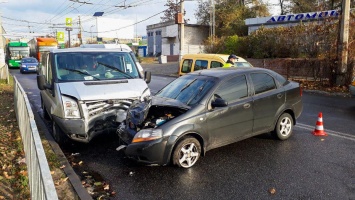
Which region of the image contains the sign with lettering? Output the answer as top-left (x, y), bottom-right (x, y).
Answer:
top-left (267, 10), bottom-right (339, 23)
top-left (57, 32), bottom-right (65, 43)
top-left (66, 18), bottom-right (72, 27)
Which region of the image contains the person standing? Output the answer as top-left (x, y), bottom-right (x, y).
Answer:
top-left (223, 54), bottom-right (238, 68)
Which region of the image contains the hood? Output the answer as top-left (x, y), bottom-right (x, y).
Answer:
top-left (127, 96), bottom-right (190, 127)
top-left (151, 96), bottom-right (190, 110)
top-left (58, 79), bottom-right (148, 100)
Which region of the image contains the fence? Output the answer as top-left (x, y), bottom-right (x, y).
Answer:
top-left (13, 76), bottom-right (58, 200)
top-left (0, 63), bottom-right (9, 83)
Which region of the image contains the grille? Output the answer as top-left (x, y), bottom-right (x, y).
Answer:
top-left (83, 99), bottom-right (136, 118)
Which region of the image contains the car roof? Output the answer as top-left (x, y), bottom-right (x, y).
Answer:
top-left (49, 47), bottom-right (131, 53)
top-left (182, 54), bottom-right (248, 63)
top-left (79, 43), bottom-right (132, 51)
top-left (188, 67), bottom-right (276, 78)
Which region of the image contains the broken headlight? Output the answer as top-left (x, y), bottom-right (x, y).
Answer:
top-left (132, 129), bottom-right (162, 143)
top-left (62, 96), bottom-right (81, 119)
top-left (140, 88), bottom-right (151, 102)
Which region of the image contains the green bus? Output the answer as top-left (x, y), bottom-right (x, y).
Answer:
top-left (5, 41), bottom-right (30, 68)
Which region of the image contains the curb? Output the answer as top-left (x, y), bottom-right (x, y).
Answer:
top-left (32, 107), bottom-right (93, 200)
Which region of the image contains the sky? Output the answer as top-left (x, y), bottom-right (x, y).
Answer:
top-left (0, 0), bottom-right (280, 42)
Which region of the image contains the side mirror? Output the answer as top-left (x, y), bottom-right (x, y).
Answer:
top-left (37, 75), bottom-right (51, 90)
top-left (211, 97), bottom-right (228, 108)
top-left (144, 71), bottom-right (151, 84)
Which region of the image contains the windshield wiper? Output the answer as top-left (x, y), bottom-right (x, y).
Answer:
top-left (97, 62), bottom-right (133, 79)
top-left (172, 79), bottom-right (197, 99)
top-left (186, 80), bottom-right (208, 105)
top-left (61, 68), bottom-right (100, 80)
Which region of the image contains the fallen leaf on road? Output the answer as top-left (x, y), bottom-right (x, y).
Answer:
top-left (50, 171), bottom-right (55, 175)
top-left (78, 161), bottom-right (83, 165)
top-left (111, 191), bottom-right (116, 196)
top-left (60, 165), bottom-right (66, 169)
top-left (104, 184), bottom-right (110, 190)
top-left (321, 139), bottom-right (325, 141)
top-left (269, 188), bottom-right (276, 195)
top-left (94, 182), bottom-right (102, 186)
top-left (62, 177), bottom-right (69, 182)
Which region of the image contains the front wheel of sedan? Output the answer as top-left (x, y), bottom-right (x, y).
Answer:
top-left (273, 113), bottom-right (294, 140)
top-left (172, 137), bottom-right (201, 168)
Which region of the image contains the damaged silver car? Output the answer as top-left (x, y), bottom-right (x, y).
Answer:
top-left (117, 67), bottom-right (303, 168)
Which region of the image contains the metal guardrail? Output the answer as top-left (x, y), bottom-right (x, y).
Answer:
top-left (0, 63), bottom-right (9, 84)
top-left (13, 76), bottom-right (58, 200)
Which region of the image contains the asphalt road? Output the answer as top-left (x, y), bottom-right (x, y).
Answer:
top-left (10, 69), bottom-right (355, 200)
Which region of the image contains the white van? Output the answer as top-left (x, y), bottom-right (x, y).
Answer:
top-left (37, 47), bottom-right (151, 144)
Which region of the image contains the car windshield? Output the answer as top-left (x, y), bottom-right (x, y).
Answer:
top-left (21, 58), bottom-right (38, 63)
top-left (156, 75), bottom-right (216, 106)
top-left (55, 52), bottom-right (139, 82)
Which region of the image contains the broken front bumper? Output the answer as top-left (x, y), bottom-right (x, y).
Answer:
top-left (117, 124), bottom-right (168, 165)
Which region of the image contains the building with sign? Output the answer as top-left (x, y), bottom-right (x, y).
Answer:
top-left (245, 10), bottom-right (339, 35)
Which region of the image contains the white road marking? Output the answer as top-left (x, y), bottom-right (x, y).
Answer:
top-left (296, 123), bottom-right (355, 142)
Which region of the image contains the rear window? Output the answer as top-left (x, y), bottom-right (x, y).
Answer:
top-left (181, 59), bottom-right (193, 73)
top-left (22, 58), bottom-right (38, 63)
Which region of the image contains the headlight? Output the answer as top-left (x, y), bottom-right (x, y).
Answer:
top-left (132, 129), bottom-right (162, 143)
top-left (21, 65), bottom-right (26, 68)
top-left (140, 88), bottom-right (151, 102)
top-left (62, 96), bottom-right (81, 118)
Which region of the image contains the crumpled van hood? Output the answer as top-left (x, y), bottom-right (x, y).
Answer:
top-left (58, 79), bottom-right (148, 100)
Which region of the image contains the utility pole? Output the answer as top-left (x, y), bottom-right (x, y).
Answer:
top-left (78, 16), bottom-right (82, 44)
top-left (336, 0), bottom-right (350, 85)
top-left (179, 0), bottom-right (184, 61)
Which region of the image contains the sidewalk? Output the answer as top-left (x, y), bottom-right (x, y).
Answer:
top-left (141, 61), bottom-right (179, 77)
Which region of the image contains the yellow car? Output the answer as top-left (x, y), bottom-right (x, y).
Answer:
top-left (178, 54), bottom-right (253, 76)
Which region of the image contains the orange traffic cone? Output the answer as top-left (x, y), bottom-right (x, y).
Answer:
top-left (312, 112), bottom-right (327, 136)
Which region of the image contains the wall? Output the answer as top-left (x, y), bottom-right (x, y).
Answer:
top-left (247, 58), bottom-right (334, 81)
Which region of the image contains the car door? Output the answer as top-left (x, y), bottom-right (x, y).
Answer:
top-left (206, 75), bottom-right (253, 148)
top-left (250, 72), bottom-right (285, 134)
top-left (41, 53), bottom-right (56, 117)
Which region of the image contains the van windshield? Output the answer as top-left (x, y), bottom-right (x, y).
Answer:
top-left (55, 52), bottom-right (139, 82)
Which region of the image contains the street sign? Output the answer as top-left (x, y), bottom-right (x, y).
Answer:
top-left (57, 32), bottom-right (65, 43)
top-left (66, 18), bottom-right (72, 27)
top-left (65, 28), bottom-right (73, 31)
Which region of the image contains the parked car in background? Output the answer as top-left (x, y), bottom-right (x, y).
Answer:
top-left (117, 67), bottom-right (303, 168)
top-left (350, 77), bottom-right (355, 97)
top-left (20, 57), bottom-right (38, 73)
top-left (37, 48), bottom-right (151, 144)
top-left (178, 54), bottom-right (253, 76)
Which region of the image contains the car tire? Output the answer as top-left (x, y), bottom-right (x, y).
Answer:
top-left (172, 136), bottom-right (201, 168)
top-left (41, 100), bottom-right (50, 120)
top-left (273, 113), bottom-right (294, 140)
top-left (52, 121), bottom-right (68, 145)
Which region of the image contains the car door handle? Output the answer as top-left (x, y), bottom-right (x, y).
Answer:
top-left (277, 94), bottom-right (283, 99)
top-left (243, 103), bottom-right (251, 109)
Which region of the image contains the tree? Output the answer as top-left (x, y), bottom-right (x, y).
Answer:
top-left (194, 0), bottom-right (270, 36)
top-left (160, 0), bottom-right (180, 22)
